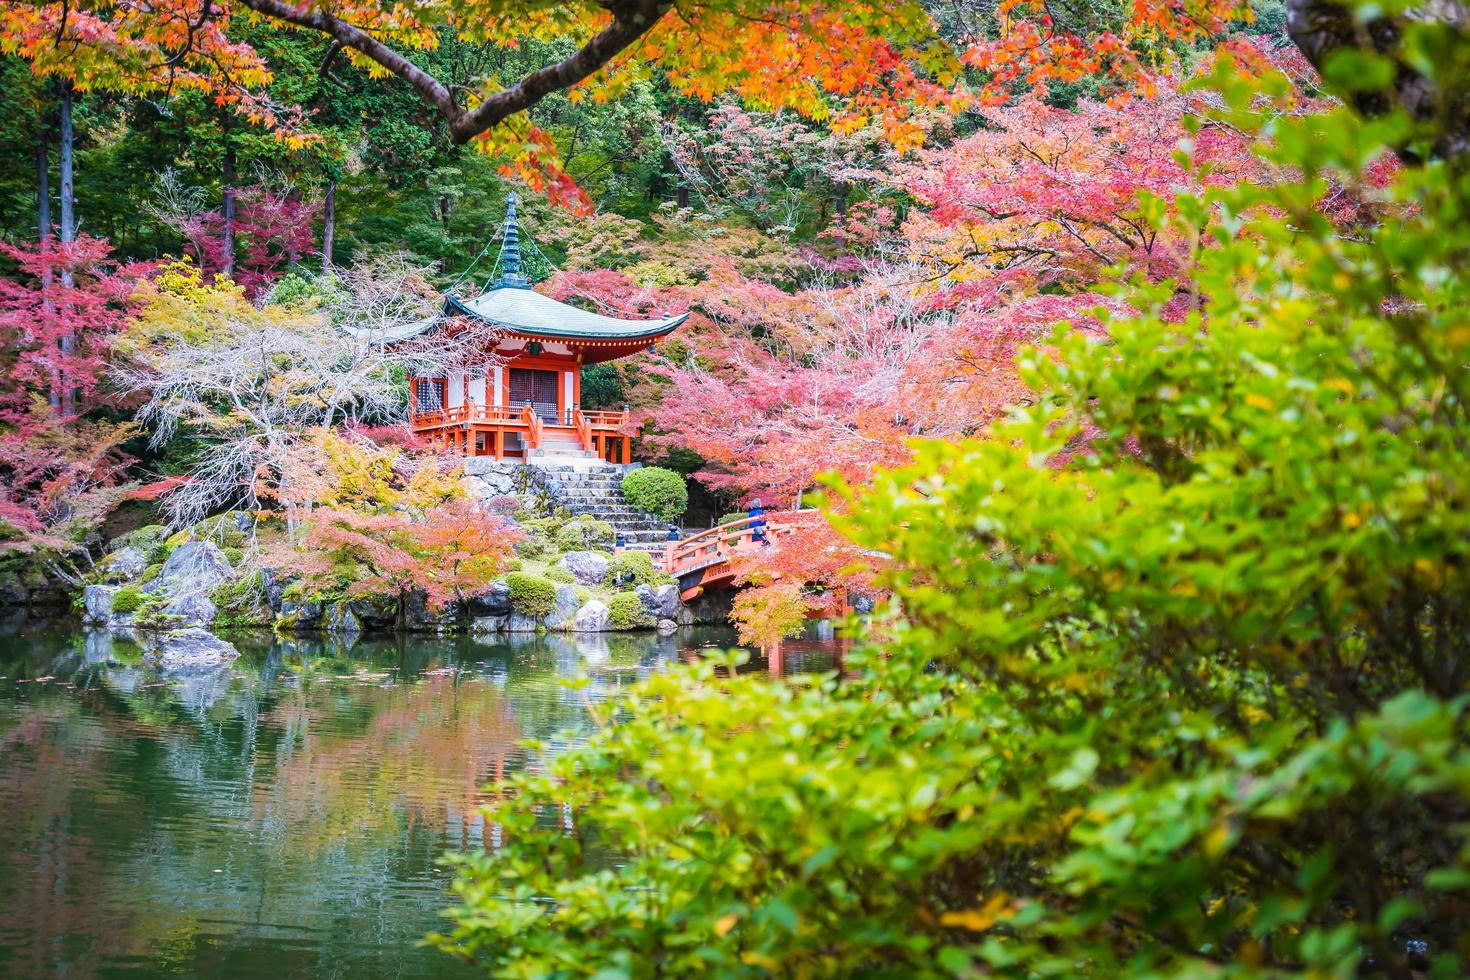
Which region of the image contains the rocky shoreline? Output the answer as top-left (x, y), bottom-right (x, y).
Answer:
top-left (49, 462), bottom-right (745, 669)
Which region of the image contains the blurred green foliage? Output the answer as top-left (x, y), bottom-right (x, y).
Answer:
top-left (432, 48), bottom-right (1470, 978)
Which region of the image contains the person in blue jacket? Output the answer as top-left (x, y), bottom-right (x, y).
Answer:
top-left (749, 498), bottom-right (770, 546)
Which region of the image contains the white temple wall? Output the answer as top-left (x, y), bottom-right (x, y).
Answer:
top-left (446, 370), bottom-right (465, 409)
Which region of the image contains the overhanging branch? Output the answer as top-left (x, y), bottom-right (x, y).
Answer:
top-left (236, 0), bottom-right (670, 144)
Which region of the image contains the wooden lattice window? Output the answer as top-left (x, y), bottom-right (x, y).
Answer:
top-left (414, 377), bottom-right (445, 411)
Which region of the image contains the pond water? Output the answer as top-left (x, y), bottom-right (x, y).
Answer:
top-left (0, 620), bottom-right (844, 978)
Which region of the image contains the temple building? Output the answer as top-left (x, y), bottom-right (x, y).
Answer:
top-left (394, 194), bottom-right (687, 462)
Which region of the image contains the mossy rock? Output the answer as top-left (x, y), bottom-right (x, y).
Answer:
top-left (555, 516), bottom-right (615, 552)
top-left (505, 572), bottom-right (557, 618)
top-left (606, 551), bottom-right (658, 587)
top-left (116, 524), bottom-right (167, 550)
top-left (112, 585), bottom-right (147, 615)
top-left (608, 591), bottom-right (652, 630)
top-left (516, 536), bottom-right (555, 560)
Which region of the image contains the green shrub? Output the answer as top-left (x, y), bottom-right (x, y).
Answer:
top-left (437, 59), bottom-right (1470, 978)
top-left (621, 467), bottom-right (688, 522)
top-left (505, 573), bottom-right (557, 618)
top-left (606, 591), bottom-right (650, 630)
top-left (222, 547), bottom-right (245, 566)
top-left (555, 515), bottom-right (615, 552)
top-left (717, 511), bottom-right (749, 526)
top-left (606, 551), bottom-right (657, 587)
top-left (111, 586), bottom-right (146, 615)
top-left (547, 564), bottom-right (575, 584)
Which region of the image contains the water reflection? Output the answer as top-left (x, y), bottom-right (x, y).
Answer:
top-left (0, 622), bottom-right (841, 978)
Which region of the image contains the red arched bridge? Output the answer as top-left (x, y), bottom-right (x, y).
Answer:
top-left (659, 512), bottom-right (817, 602)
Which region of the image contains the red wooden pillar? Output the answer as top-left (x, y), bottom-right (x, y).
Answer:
top-left (493, 429), bottom-right (503, 461)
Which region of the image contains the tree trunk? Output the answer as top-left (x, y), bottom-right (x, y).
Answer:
top-left (58, 82), bottom-right (76, 417)
top-left (439, 193), bottom-right (452, 233)
top-left (285, 188), bottom-right (301, 267)
top-left (37, 116), bottom-right (58, 413)
top-left (222, 117), bottom-right (236, 276)
top-left (1285, 0), bottom-right (1470, 161)
top-left (677, 183), bottom-right (690, 209)
top-left (321, 178), bottom-right (336, 273)
top-left (834, 181), bottom-right (849, 251)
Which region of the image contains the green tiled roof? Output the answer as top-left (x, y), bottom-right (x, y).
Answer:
top-left (443, 288), bottom-right (687, 340)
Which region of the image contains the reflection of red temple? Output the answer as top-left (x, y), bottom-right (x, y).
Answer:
top-left (398, 194), bottom-right (687, 462)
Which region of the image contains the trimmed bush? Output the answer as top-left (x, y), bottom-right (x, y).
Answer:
top-left (505, 573), bottom-right (557, 618)
top-left (607, 592), bottom-right (650, 630)
top-left (222, 547), bottom-right (245, 566)
top-left (547, 564), bottom-right (575, 584)
top-left (555, 516), bottom-right (615, 552)
top-left (112, 585), bottom-right (146, 615)
top-left (621, 467), bottom-right (688, 523)
top-left (606, 551), bottom-right (657, 588)
top-left (718, 512), bottom-right (749, 526)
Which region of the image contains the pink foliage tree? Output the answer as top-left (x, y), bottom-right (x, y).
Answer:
top-left (0, 236), bottom-right (152, 566)
top-left (171, 185), bottom-right (320, 297)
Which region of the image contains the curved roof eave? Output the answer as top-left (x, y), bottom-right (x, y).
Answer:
top-left (443, 289), bottom-right (688, 342)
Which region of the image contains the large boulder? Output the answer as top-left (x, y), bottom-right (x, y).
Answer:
top-left (545, 585), bottom-right (582, 631)
top-left (278, 598), bottom-right (322, 631)
top-left (653, 583), bottom-right (683, 620)
top-left (0, 576), bottom-right (28, 608)
top-left (143, 628), bottom-right (239, 670)
top-left (505, 612), bottom-right (542, 633)
top-left (556, 551), bottom-right (609, 586)
top-left (152, 541), bottom-right (233, 596)
top-left (572, 599), bottom-right (610, 633)
top-left (99, 546), bottom-right (150, 583)
top-left (347, 596), bottom-right (399, 631)
top-left (405, 590), bottom-right (461, 632)
top-left (634, 584), bottom-right (660, 617)
top-left (260, 568), bottom-right (285, 612)
top-left (163, 591), bottom-right (217, 628)
top-left (325, 601), bottom-right (362, 636)
top-left (467, 581), bottom-right (513, 617)
top-left (470, 614), bottom-right (508, 634)
top-left (83, 584), bottom-right (119, 624)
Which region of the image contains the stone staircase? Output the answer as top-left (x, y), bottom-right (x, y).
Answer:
top-left (531, 463), bottom-right (673, 554)
top-left (528, 433), bottom-right (599, 461)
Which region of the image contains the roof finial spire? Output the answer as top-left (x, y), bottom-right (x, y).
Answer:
top-left (497, 191), bottom-right (528, 289)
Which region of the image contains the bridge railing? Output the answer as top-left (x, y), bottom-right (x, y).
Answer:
top-left (664, 513), bottom-right (816, 577)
